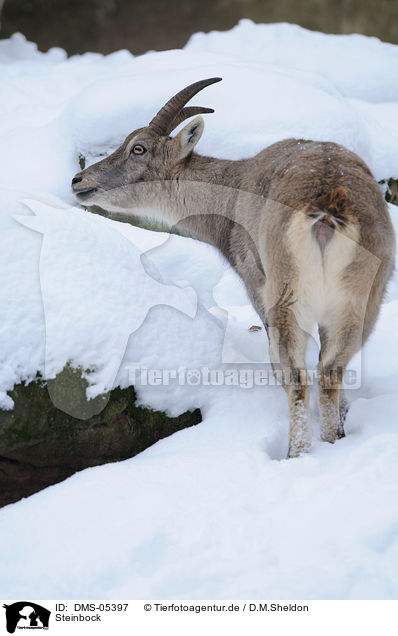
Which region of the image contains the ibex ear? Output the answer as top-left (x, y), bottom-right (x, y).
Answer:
top-left (175, 116), bottom-right (204, 159)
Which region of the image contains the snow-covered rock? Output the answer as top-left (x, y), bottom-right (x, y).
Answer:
top-left (0, 22), bottom-right (398, 599)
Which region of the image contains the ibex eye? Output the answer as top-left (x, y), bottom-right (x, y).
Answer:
top-left (132, 144), bottom-right (146, 155)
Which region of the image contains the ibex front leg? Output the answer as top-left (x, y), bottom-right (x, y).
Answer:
top-left (267, 286), bottom-right (312, 458)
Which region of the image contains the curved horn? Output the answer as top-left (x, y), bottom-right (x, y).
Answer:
top-left (167, 106), bottom-right (214, 134)
top-left (149, 77), bottom-right (222, 136)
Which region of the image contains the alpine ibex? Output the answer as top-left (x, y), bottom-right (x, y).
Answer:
top-left (71, 78), bottom-right (395, 457)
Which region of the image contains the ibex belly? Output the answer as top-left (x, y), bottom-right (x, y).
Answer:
top-left (285, 211), bottom-right (359, 335)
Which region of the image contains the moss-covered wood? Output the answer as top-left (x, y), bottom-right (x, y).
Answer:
top-left (0, 368), bottom-right (201, 508)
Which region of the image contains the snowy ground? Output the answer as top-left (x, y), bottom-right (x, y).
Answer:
top-left (1, 21), bottom-right (398, 599)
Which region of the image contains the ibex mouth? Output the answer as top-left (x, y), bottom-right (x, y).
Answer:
top-left (74, 187), bottom-right (98, 200)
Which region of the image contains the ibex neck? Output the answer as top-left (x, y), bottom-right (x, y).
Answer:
top-left (172, 152), bottom-right (249, 188)
top-left (164, 152), bottom-right (266, 261)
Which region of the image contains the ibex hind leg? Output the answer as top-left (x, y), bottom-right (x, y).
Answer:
top-left (318, 321), bottom-right (361, 444)
top-left (338, 387), bottom-right (349, 438)
top-left (286, 372), bottom-right (311, 458)
top-left (267, 286), bottom-right (312, 458)
top-left (318, 382), bottom-right (344, 443)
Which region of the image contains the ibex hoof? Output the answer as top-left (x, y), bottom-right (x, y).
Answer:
top-left (287, 443), bottom-right (311, 459)
top-left (321, 428), bottom-right (339, 444)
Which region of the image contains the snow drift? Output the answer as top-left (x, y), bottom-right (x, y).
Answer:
top-left (0, 21), bottom-right (398, 599)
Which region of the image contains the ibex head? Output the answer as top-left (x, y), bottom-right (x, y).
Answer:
top-left (71, 77), bottom-right (222, 211)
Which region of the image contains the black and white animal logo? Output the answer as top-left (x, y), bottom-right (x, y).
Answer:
top-left (2, 602), bottom-right (50, 633)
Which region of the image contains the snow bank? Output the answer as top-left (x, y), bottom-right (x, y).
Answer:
top-left (0, 22), bottom-right (398, 599)
top-left (186, 20), bottom-right (398, 102)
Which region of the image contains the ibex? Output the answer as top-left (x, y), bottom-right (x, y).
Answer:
top-left (71, 77), bottom-right (395, 458)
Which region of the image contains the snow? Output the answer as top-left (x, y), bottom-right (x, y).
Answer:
top-left (1, 21), bottom-right (398, 599)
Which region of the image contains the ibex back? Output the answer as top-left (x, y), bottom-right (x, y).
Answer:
top-left (72, 78), bottom-right (395, 458)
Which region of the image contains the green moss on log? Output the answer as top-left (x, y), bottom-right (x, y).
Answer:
top-left (0, 367), bottom-right (201, 508)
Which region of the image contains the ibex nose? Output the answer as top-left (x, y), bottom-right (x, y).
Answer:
top-left (71, 172), bottom-right (98, 198)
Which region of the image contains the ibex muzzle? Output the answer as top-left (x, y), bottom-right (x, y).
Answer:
top-left (72, 77), bottom-right (395, 458)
